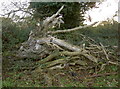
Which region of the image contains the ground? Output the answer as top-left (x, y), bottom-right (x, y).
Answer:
top-left (2, 51), bottom-right (118, 87)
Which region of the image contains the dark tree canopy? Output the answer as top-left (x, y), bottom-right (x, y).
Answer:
top-left (29, 2), bottom-right (96, 29)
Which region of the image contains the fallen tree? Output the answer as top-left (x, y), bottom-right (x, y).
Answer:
top-left (15, 6), bottom-right (119, 86)
top-left (17, 6), bottom-right (118, 71)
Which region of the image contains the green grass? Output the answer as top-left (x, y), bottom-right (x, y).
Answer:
top-left (93, 75), bottom-right (118, 87)
top-left (2, 64), bottom-right (118, 87)
top-left (2, 78), bottom-right (15, 87)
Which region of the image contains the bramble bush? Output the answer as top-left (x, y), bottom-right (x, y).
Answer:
top-left (2, 17), bottom-right (35, 51)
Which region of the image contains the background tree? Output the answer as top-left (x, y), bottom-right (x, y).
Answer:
top-left (29, 2), bottom-right (96, 29)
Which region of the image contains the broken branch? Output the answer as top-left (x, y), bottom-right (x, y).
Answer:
top-left (88, 72), bottom-right (117, 78)
top-left (43, 5), bottom-right (64, 28)
top-left (39, 51), bottom-right (98, 64)
top-left (48, 22), bottom-right (98, 34)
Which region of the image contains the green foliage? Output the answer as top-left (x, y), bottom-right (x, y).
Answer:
top-left (2, 17), bottom-right (35, 51)
top-left (56, 20), bottom-right (118, 46)
top-left (29, 2), bottom-right (96, 29)
top-left (2, 77), bottom-right (15, 87)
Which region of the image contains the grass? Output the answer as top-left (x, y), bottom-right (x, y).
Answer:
top-left (92, 65), bottom-right (118, 87)
top-left (2, 63), bottom-right (118, 87)
top-left (93, 75), bottom-right (118, 87)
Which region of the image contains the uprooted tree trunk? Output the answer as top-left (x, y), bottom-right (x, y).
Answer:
top-left (17, 6), bottom-right (118, 71)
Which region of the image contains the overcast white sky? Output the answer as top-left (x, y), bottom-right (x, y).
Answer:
top-left (84, 0), bottom-right (119, 24)
top-left (0, 0), bottom-right (119, 24)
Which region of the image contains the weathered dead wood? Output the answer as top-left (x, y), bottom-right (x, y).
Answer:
top-left (35, 36), bottom-right (82, 52)
top-left (72, 60), bottom-right (88, 66)
top-left (49, 64), bottom-right (65, 69)
top-left (28, 5), bottom-right (64, 38)
top-left (36, 37), bottom-right (51, 44)
top-left (51, 37), bottom-right (82, 51)
top-left (42, 6), bottom-right (64, 36)
top-left (42, 5), bottom-right (64, 27)
top-left (41, 56), bottom-right (89, 69)
top-left (39, 51), bottom-right (98, 66)
top-left (40, 57), bottom-right (89, 69)
top-left (88, 72), bottom-right (117, 78)
top-left (41, 58), bottom-right (66, 68)
top-left (39, 52), bottom-right (60, 64)
top-left (38, 51), bottom-right (85, 64)
top-left (48, 22), bottom-right (98, 34)
top-left (18, 5), bottom-right (99, 61)
top-left (100, 43), bottom-right (109, 60)
top-left (82, 53), bottom-right (98, 63)
top-left (108, 61), bottom-right (119, 65)
top-left (17, 36), bottom-right (84, 59)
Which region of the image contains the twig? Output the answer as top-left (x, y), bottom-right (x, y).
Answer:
top-left (100, 43), bottom-right (109, 60)
top-left (108, 61), bottom-right (119, 65)
top-left (88, 72), bottom-right (117, 78)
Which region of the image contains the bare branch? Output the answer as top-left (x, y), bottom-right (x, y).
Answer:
top-left (48, 21), bottom-right (98, 34)
top-left (0, 1), bottom-right (33, 18)
top-left (42, 5), bottom-right (64, 27)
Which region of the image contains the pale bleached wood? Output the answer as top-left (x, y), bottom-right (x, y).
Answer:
top-left (48, 22), bottom-right (98, 34)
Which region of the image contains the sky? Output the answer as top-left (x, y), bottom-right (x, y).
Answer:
top-left (84, 0), bottom-right (119, 24)
top-left (0, 0), bottom-right (119, 24)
